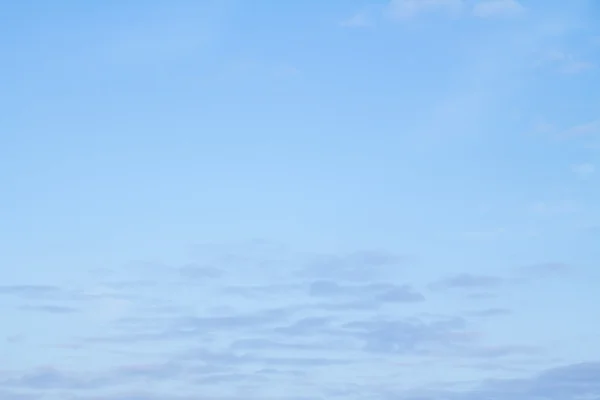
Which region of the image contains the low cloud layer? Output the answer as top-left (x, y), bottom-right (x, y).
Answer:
top-left (1, 242), bottom-right (595, 399)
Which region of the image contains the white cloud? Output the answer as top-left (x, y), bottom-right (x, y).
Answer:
top-left (350, 0), bottom-right (529, 24)
top-left (386, 0), bottom-right (464, 20)
top-left (572, 163), bottom-right (595, 178)
top-left (561, 59), bottom-right (595, 74)
top-left (533, 120), bottom-right (556, 134)
top-left (530, 201), bottom-right (578, 216)
top-left (537, 50), bottom-right (595, 74)
top-left (340, 12), bottom-right (372, 28)
top-left (561, 120), bottom-right (600, 138)
top-left (472, 0), bottom-right (525, 18)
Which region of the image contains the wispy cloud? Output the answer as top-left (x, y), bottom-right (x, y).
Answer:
top-left (563, 120), bottom-right (600, 137)
top-left (386, 0), bottom-right (464, 19)
top-left (530, 200), bottom-right (579, 216)
top-left (340, 12), bottom-right (372, 28)
top-left (541, 51), bottom-right (596, 74)
top-left (572, 163), bottom-right (595, 178)
top-left (430, 273), bottom-right (505, 291)
top-left (468, 307), bottom-right (512, 317)
top-left (472, 0), bottom-right (525, 18)
top-left (365, 0), bottom-right (527, 22)
top-left (518, 262), bottom-right (572, 278)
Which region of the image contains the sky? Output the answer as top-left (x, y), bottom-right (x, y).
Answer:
top-left (1, 0), bottom-right (600, 398)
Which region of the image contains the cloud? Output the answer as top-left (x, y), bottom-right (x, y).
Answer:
top-left (0, 285), bottom-right (66, 299)
top-left (342, 315), bottom-right (473, 354)
top-left (361, 362), bottom-right (600, 400)
top-left (468, 307), bottom-right (512, 317)
top-left (18, 305), bottom-right (80, 314)
top-left (339, 12), bottom-right (372, 28)
top-left (518, 262), bottom-right (572, 278)
top-left (572, 163), bottom-right (595, 178)
top-left (530, 200), bottom-right (578, 216)
top-left (472, 0), bottom-right (525, 18)
top-left (297, 249), bottom-right (408, 282)
top-left (178, 263), bottom-right (224, 281)
top-left (430, 273), bottom-right (505, 291)
top-left (86, 2), bottom-right (229, 69)
top-left (459, 362), bottom-right (600, 400)
top-left (386, 0), bottom-right (464, 20)
top-left (0, 391), bottom-right (37, 400)
top-left (561, 59), bottom-right (595, 74)
top-left (0, 242), bottom-right (593, 399)
top-left (4, 0), bottom-right (597, 394)
top-left (430, 263), bottom-right (571, 298)
top-left (561, 120), bottom-right (600, 138)
top-left (541, 51), bottom-right (596, 74)
top-left (373, 0), bottom-right (527, 22)
top-left (307, 280), bottom-right (425, 304)
top-left (1, 367), bottom-right (110, 391)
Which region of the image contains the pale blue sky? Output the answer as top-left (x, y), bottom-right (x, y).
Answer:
top-left (1, 0), bottom-right (599, 399)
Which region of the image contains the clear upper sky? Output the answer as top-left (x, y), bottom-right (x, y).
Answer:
top-left (1, 0), bottom-right (599, 399)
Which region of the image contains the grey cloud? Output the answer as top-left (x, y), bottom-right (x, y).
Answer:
top-left (464, 344), bottom-right (541, 359)
top-left (0, 391), bottom-right (37, 400)
top-left (390, 362), bottom-right (600, 400)
top-left (6, 334), bottom-right (26, 343)
top-left (308, 280), bottom-right (424, 304)
top-left (467, 361), bottom-right (600, 400)
top-left (518, 262), bottom-right (571, 278)
top-left (188, 244), bottom-right (409, 284)
top-left (19, 304), bottom-right (80, 314)
top-left (0, 283), bottom-right (137, 315)
top-left (0, 285), bottom-right (65, 299)
top-left (191, 372), bottom-right (268, 385)
top-left (308, 280), bottom-right (344, 296)
top-left (431, 263), bottom-right (572, 296)
top-left (533, 362), bottom-right (600, 395)
top-left (172, 306), bottom-right (293, 332)
top-left (110, 361), bottom-right (187, 381)
top-left (178, 263), bottom-right (224, 281)
top-left (466, 291), bottom-right (499, 300)
top-left (72, 393), bottom-right (316, 400)
top-left (343, 249), bottom-right (405, 266)
top-left (468, 307), bottom-right (512, 317)
top-left (229, 338), bottom-right (320, 351)
top-left (430, 273), bottom-right (504, 290)
top-left (1, 367), bottom-right (108, 390)
top-left (3, 361), bottom-right (226, 393)
top-left (273, 316), bottom-right (333, 336)
top-left (69, 394), bottom-right (200, 400)
top-left (230, 316), bottom-right (351, 354)
top-left (0, 285), bottom-right (92, 315)
top-left (221, 280), bottom-right (424, 317)
top-left (298, 249), bottom-right (407, 282)
top-left (223, 283), bottom-right (304, 298)
top-left (343, 316), bottom-right (473, 355)
top-left (101, 279), bottom-right (159, 290)
top-left (376, 284), bottom-right (425, 303)
top-left (179, 347), bottom-right (349, 369)
top-left (85, 305), bottom-right (300, 344)
top-left (102, 264), bottom-right (223, 291)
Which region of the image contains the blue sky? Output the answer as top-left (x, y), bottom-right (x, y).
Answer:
top-left (1, 0), bottom-right (600, 398)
